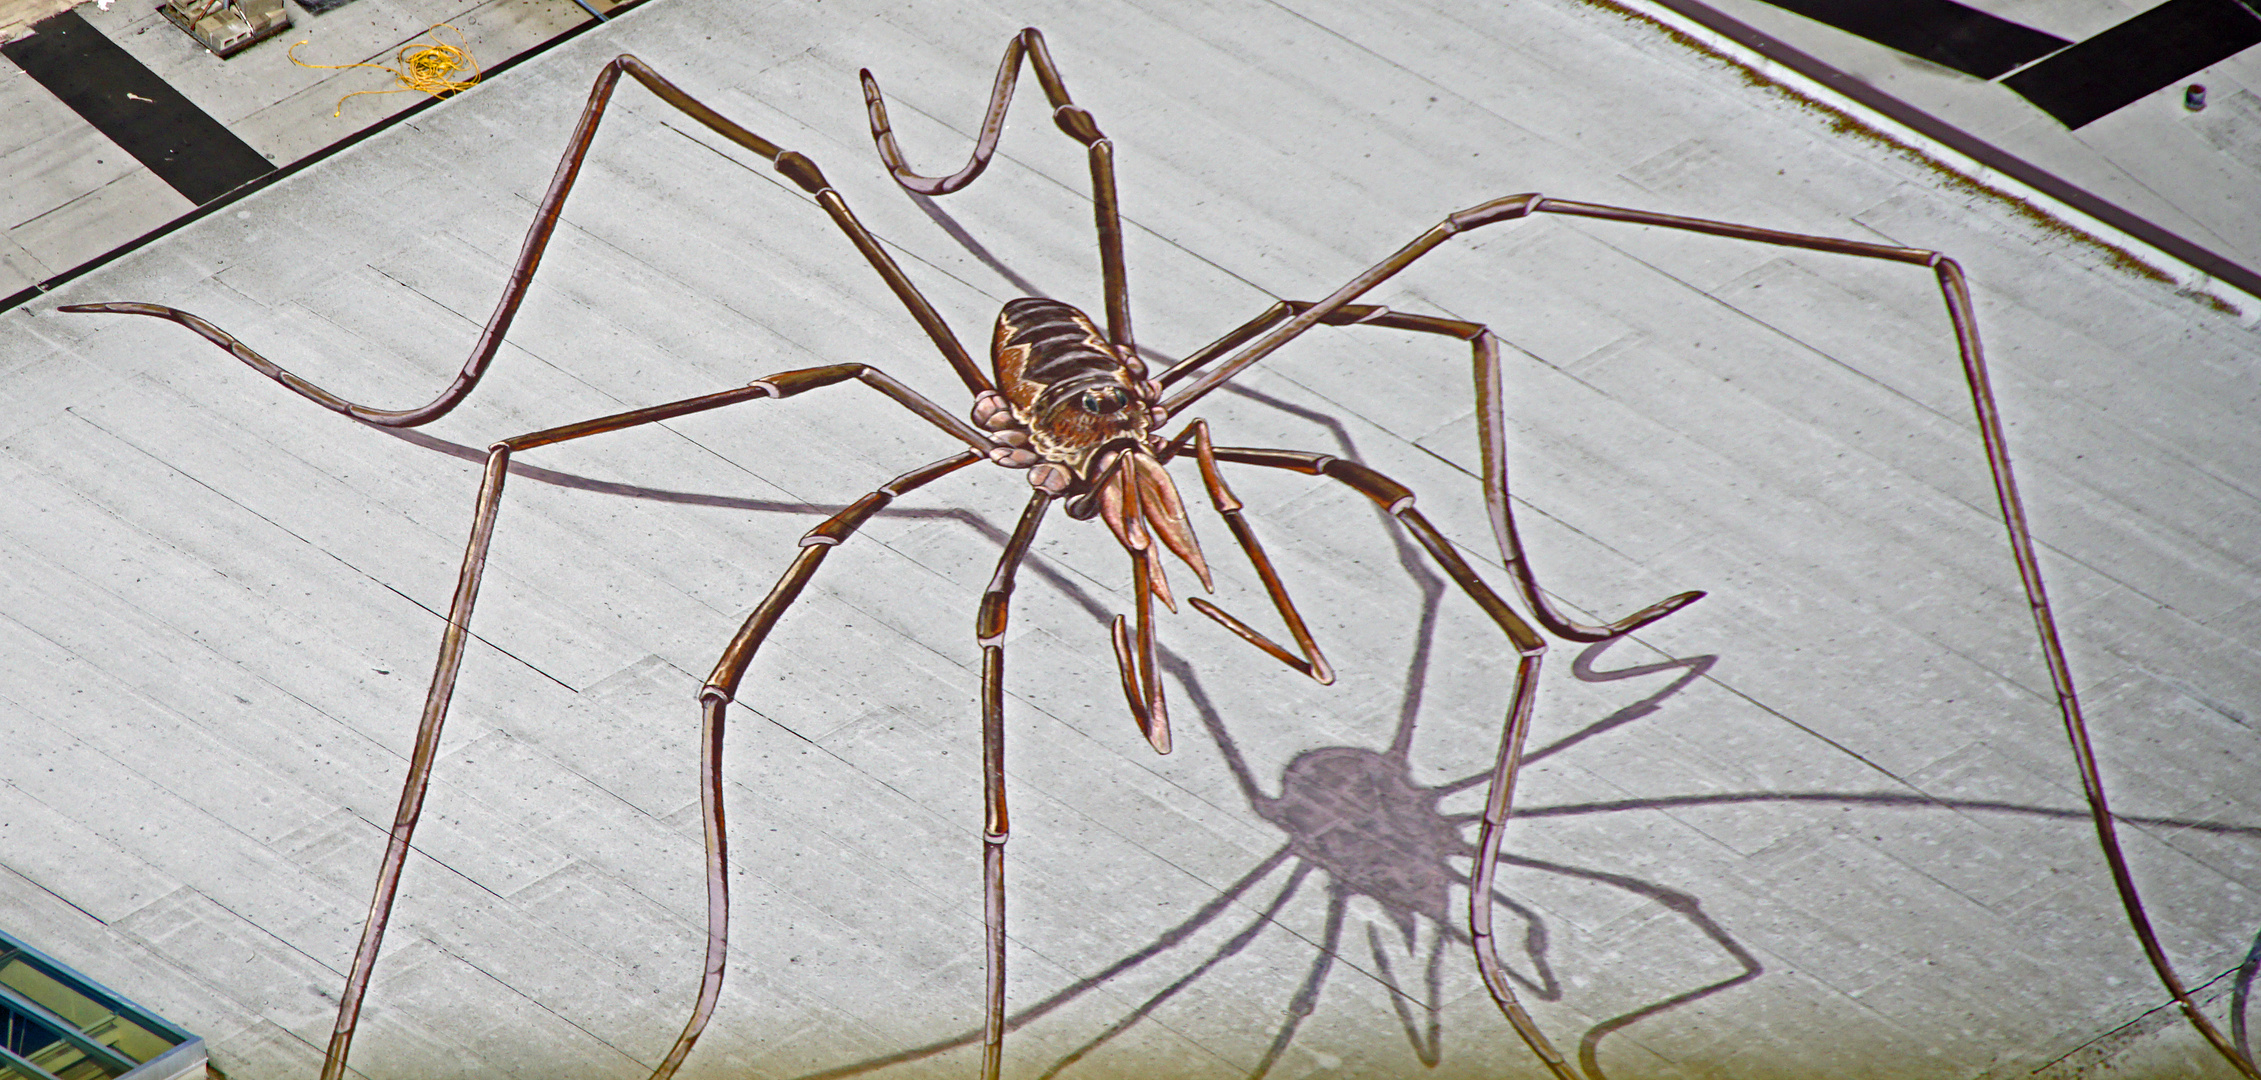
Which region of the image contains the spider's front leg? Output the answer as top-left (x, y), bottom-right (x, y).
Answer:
top-left (863, 27), bottom-right (1134, 352)
top-left (1155, 419), bottom-right (1334, 684)
top-left (64, 54), bottom-right (1000, 419)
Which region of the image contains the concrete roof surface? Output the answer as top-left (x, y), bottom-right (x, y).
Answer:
top-left (2, 1), bottom-right (2258, 1078)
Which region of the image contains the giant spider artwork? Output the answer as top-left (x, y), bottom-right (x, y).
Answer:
top-left (56, 24), bottom-right (2255, 1080)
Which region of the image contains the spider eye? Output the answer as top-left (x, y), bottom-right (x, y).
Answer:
top-left (1079, 387), bottom-right (1130, 415)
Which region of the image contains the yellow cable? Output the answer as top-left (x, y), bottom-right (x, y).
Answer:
top-left (289, 24), bottom-right (481, 118)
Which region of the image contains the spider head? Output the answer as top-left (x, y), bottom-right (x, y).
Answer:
top-left (1022, 373), bottom-right (1150, 476)
top-left (1063, 437), bottom-right (1147, 518)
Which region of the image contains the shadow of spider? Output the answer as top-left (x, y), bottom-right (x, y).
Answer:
top-left (775, 381), bottom-right (1750, 1080)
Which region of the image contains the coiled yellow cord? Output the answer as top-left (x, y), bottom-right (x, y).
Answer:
top-left (289, 24), bottom-right (481, 118)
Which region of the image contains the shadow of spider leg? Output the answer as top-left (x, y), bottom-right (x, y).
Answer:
top-left (1189, 445), bottom-right (1615, 1079)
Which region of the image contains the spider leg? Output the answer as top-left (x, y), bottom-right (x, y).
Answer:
top-left (1160, 196), bottom-right (2246, 1075)
top-left (320, 370), bottom-right (987, 1080)
top-left (1164, 303), bottom-right (1697, 643)
top-left (971, 491), bottom-right (1054, 1080)
top-left (862, 28), bottom-right (1133, 351)
top-left (65, 54), bottom-right (995, 412)
top-left (1159, 194), bottom-right (1955, 412)
top-left (321, 447), bottom-right (510, 1080)
top-left (1201, 445), bottom-right (1576, 1080)
top-left (1153, 419), bottom-right (1334, 683)
top-left (1374, 305), bottom-right (1701, 641)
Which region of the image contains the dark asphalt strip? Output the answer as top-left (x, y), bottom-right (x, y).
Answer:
top-left (2003, 0), bottom-right (2261, 129)
top-left (3, 8), bottom-right (275, 205)
top-left (1757, 0), bottom-right (2068, 79)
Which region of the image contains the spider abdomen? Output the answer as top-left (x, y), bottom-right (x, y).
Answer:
top-left (994, 298), bottom-right (1120, 388)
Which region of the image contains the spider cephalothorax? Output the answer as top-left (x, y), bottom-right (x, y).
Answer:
top-left (976, 297), bottom-right (1160, 480)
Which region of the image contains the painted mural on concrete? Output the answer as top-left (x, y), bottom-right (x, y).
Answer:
top-left (57, 26), bottom-right (2255, 1080)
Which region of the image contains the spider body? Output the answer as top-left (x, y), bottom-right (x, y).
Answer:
top-left (972, 294), bottom-right (1224, 756)
top-left (976, 297), bottom-right (1201, 588)
top-left (984, 296), bottom-right (1154, 476)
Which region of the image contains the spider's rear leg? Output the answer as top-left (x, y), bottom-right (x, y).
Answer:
top-left (862, 27), bottom-right (1133, 351)
top-left (1210, 445), bottom-right (1578, 1080)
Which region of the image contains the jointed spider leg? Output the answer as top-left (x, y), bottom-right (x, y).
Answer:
top-left (974, 491), bottom-right (1053, 1080)
top-left (1154, 419), bottom-right (1335, 684)
top-left (1153, 301), bottom-right (1295, 389)
top-left (687, 449), bottom-right (983, 1080)
top-left (67, 54), bottom-right (996, 411)
top-left (1159, 193), bottom-right (1969, 419)
top-left (863, 27), bottom-right (1133, 351)
top-left (322, 444), bottom-right (509, 1080)
top-left (1201, 444), bottom-right (1576, 1079)
top-left (321, 368), bottom-right (988, 1080)
top-left (1161, 302), bottom-right (1695, 642)
top-left (1354, 306), bottom-right (1701, 641)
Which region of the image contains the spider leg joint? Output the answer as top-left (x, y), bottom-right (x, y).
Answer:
top-left (1449, 194), bottom-right (1544, 232)
top-left (772, 150), bottom-right (830, 194)
top-left (1052, 104), bottom-right (1103, 143)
